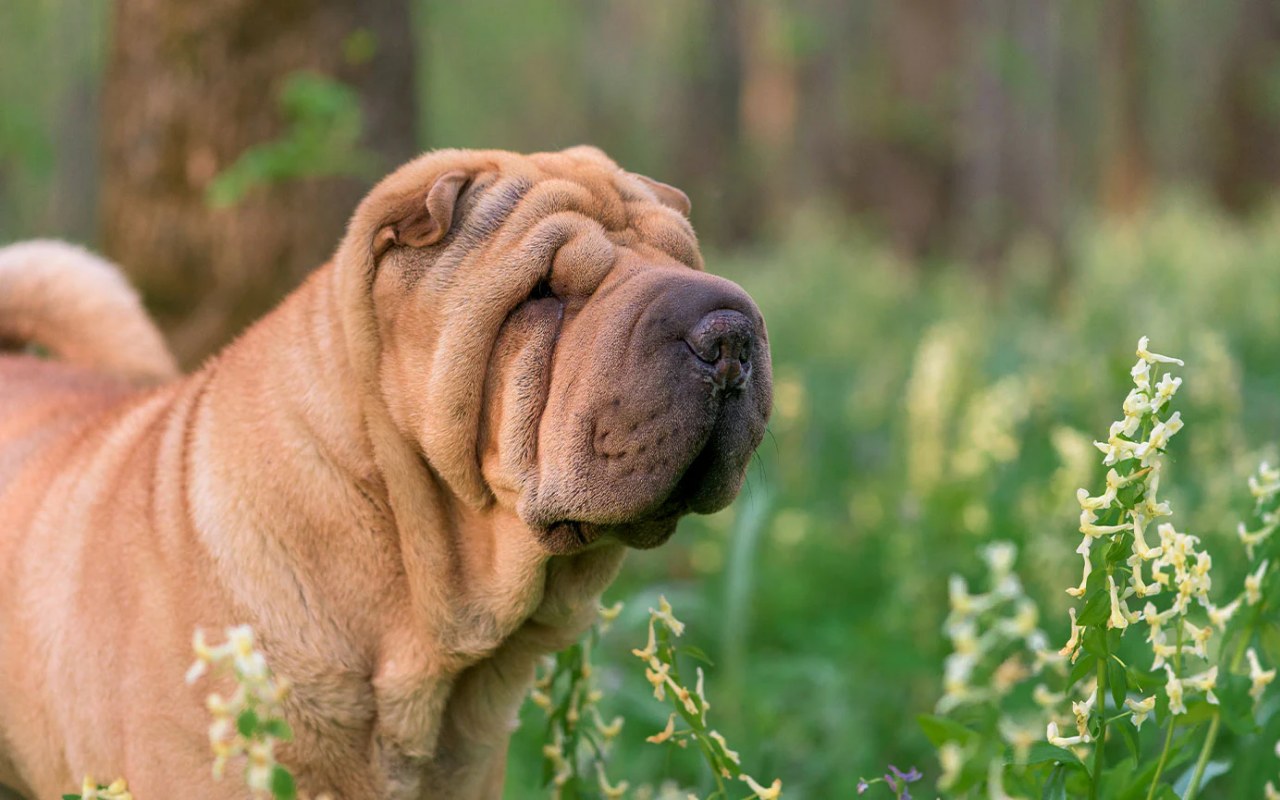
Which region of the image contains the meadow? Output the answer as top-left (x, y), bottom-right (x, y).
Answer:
top-left (496, 197), bottom-right (1280, 799)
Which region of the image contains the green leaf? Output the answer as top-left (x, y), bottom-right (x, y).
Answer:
top-left (1041, 764), bottom-right (1067, 800)
top-left (270, 765), bottom-right (297, 800)
top-left (676, 644), bottom-right (715, 666)
top-left (1082, 626), bottom-right (1108, 660)
top-left (1078, 587), bottom-right (1112, 628)
top-left (917, 714), bottom-right (977, 747)
top-left (1069, 653), bottom-right (1098, 686)
top-left (262, 717), bottom-right (294, 742)
top-left (237, 708), bottom-right (261, 738)
top-left (1108, 657), bottom-right (1129, 711)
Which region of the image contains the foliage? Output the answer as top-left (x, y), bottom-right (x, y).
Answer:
top-left (204, 72), bottom-right (378, 209)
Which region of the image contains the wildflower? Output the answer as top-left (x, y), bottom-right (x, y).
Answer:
top-left (1181, 619), bottom-right (1211, 658)
top-left (999, 716), bottom-right (1040, 763)
top-left (595, 762), bottom-right (629, 799)
top-left (884, 766), bottom-right (922, 798)
top-left (1058, 608), bottom-right (1082, 659)
top-left (1207, 598), bottom-right (1241, 630)
top-left (1071, 689), bottom-right (1097, 739)
top-left (1247, 648), bottom-right (1275, 701)
top-left (1125, 695), bottom-right (1156, 729)
top-left (1046, 720), bottom-right (1090, 748)
top-left (1184, 666), bottom-right (1219, 705)
top-left (590, 706), bottom-right (624, 740)
top-left (1164, 666), bottom-right (1186, 715)
top-left (937, 742), bottom-right (964, 790)
top-left (739, 774), bottom-right (782, 800)
top-left (653, 596), bottom-right (685, 636)
top-left (709, 730), bottom-right (741, 765)
top-left (1136, 336), bottom-right (1184, 366)
top-left (1249, 461), bottom-right (1280, 505)
top-left (1107, 575), bottom-right (1130, 630)
top-left (1246, 560), bottom-right (1269, 605)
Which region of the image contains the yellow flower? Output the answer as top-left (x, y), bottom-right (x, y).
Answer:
top-left (1164, 666), bottom-right (1186, 715)
top-left (1247, 648), bottom-right (1275, 701)
top-left (739, 774), bottom-right (782, 800)
top-left (653, 596), bottom-right (686, 636)
top-left (646, 712), bottom-right (678, 744)
top-left (1125, 696), bottom-right (1155, 729)
top-left (1107, 575), bottom-right (1130, 630)
top-left (595, 762), bottom-right (629, 799)
top-left (1246, 560), bottom-right (1269, 605)
top-left (1135, 336), bottom-right (1184, 366)
top-left (709, 730), bottom-right (741, 765)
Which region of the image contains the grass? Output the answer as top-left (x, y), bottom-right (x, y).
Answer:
top-left (504, 194), bottom-right (1280, 798)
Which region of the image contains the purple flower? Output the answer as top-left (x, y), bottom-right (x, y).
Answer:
top-left (857, 779), bottom-right (869, 794)
top-left (888, 765), bottom-right (923, 784)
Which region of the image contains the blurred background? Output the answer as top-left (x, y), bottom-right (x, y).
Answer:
top-left (4, 1), bottom-right (1280, 797)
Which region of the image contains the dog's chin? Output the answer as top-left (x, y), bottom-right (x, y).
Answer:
top-left (536, 515), bottom-right (682, 555)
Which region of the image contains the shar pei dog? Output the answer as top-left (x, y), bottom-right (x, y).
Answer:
top-left (0, 146), bottom-right (771, 798)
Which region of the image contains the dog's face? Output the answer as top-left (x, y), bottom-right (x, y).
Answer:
top-left (355, 147), bottom-right (771, 553)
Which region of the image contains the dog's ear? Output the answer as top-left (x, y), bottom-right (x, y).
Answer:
top-left (373, 170), bottom-right (471, 258)
top-left (631, 173), bottom-right (692, 217)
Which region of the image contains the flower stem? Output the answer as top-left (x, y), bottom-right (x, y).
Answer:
top-left (1145, 718), bottom-right (1177, 800)
top-left (1186, 622), bottom-right (1253, 799)
top-left (1147, 625), bottom-right (1184, 800)
top-left (1184, 714), bottom-right (1220, 800)
top-left (1090, 655), bottom-right (1107, 800)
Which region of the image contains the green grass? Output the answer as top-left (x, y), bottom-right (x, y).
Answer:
top-left (505, 195), bottom-right (1280, 798)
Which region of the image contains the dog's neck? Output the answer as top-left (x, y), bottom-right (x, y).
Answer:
top-left (186, 263), bottom-right (624, 795)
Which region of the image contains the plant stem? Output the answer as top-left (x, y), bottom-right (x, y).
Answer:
top-left (1146, 718), bottom-right (1177, 800)
top-left (1090, 655), bottom-right (1107, 800)
top-left (1184, 713), bottom-right (1220, 800)
top-left (1147, 625), bottom-right (1184, 800)
top-left (1186, 619), bottom-right (1254, 799)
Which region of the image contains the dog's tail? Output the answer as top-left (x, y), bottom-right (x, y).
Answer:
top-left (0, 240), bottom-right (179, 382)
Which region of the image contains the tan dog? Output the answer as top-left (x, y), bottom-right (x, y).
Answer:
top-left (0, 146), bottom-right (771, 798)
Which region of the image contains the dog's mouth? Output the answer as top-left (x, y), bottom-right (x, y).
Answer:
top-left (538, 515), bottom-right (682, 554)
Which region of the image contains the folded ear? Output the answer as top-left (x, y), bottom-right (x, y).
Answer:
top-left (373, 170), bottom-right (471, 258)
top-left (630, 173), bottom-right (692, 217)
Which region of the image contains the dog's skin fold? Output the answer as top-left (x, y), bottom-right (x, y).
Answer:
top-left (0, 146), bottom-right (771, 798)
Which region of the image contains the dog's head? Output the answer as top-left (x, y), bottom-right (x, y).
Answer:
top-left (339, 146), bottom-right (771, 553)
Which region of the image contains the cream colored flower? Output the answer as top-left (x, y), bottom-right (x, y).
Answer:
top-left (1247, 648), bottom-right (1275, 701)
top-left (646, 712), bottom-right (678, 744)
top-left (739, 774), bottom-right (782, 800)
top-left (709, 730), bottom-right (741, 765)
top-left (1125, 695), bottom-right (1156, 729)
top-left (1164, 666), bottom-right (1186, 715)
top-left (1046, 720), bottom-right (1090, 748)
top-left (1136, 337), bottom-right (1184, 366)
top-left (1246, 560), bottom-right (1270, 605)
top-left (653, 596), bottom-right (685, 636)
top-left (595, 762), bottom-right (629, 799)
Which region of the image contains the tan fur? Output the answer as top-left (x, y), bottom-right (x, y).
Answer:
top-left (0, 147), bottom-right (770, 798)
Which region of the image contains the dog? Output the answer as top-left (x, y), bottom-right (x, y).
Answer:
top-left (0, 146), bottom-right (771, 798)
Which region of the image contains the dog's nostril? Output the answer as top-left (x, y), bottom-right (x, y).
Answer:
top-left (686, 309), bottom-right (754, 390)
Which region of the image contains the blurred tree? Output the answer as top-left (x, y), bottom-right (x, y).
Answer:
top-left (1099, 0), bottom-right (1151, 218)
top-left (99, 0), bottom-right (418, 364)
top-left (1211, 0), bottom-right (1280, 215)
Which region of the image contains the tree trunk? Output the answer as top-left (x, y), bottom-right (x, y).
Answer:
top-left (1099, 0), bottom-right (1150, 218)
top-left (1210, 0), bottom-right (1280, 215)
top-left (99, 0), bottom-right (417, 365)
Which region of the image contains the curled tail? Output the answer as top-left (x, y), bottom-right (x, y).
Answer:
top-left (0, 240), bottom-right (178, 382)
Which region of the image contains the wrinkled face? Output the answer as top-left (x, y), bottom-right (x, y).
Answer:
top-left (366, 147), bottom-right (771, 553)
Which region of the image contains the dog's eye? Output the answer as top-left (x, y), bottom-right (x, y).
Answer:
top-left (529, 278), bottom-right (556, 301)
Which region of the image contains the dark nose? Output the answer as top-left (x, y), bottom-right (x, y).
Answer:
top-left (687, 309), bottom-right (754, 390)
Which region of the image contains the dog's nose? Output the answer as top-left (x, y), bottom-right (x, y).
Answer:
top-left (687, 309), bottom-right (754, 390)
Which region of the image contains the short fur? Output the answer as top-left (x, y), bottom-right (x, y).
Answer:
top-left (0, 147), bottom-right (770, 798)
